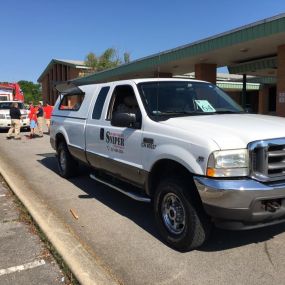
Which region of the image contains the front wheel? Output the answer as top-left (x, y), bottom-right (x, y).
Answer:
top-left (57, 142), bottom-right (78, 178)
top-left (153, 177), bottom-right (211, 251)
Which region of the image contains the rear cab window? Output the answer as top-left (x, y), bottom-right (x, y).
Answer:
top-left (59, 93), bottom-right (85, 111)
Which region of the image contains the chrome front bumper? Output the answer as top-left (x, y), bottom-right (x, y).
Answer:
top-left (194, 176), bottom-right (285, 230)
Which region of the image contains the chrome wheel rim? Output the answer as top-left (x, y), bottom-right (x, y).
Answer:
top-left (161, 193), bottom-right (186, 235)
top-left (59, 150), bottom-right (66, 172)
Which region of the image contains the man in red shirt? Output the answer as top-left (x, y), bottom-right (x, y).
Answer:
top-left (43, 103), bottom-right (53, 134)
top-left (28, 101), bottom-right (34, 121)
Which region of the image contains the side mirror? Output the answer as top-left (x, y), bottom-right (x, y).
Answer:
top-left (111, 112), bottom-right (136, 128)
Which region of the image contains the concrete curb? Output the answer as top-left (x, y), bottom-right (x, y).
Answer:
top-left (0, 155), bottom-right (119, 285)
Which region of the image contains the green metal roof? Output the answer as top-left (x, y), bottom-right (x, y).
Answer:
top-left (228, 57), bottom-right (277, 74)
top-left (217, 82), bottom-right (260, 90)
top-left (246, 76), bottom-right (276, 84)
top-left (72, 13), bottom-right (285, 85)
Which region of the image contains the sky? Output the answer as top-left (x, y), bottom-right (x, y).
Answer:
top-left (1, 0), bottom-right (285, 83)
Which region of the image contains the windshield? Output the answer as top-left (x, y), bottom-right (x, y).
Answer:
top-left (137, 81), bottom-right (244, 119)
top-left (0, 102), bottom-right (25, 110)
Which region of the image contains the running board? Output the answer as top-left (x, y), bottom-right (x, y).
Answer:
top-left (90, 174), bottom-right (151, 203)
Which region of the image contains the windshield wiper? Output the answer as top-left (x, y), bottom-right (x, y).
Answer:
top-left (213, 110), bottom-right (243, 114)
top-left (152, 110), bottom-right (244, 117)
top-left (152, 110), bottom-right (214, 116)
top-left (152, 111), bottom-right (190, 115)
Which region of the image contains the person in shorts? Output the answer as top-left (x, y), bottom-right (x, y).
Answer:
top-left (36, 102), bottom-right (44, 137)
top-left (29, 111), bottom-right (37, 138)
top-left (43, 102), bottom-right (53, 134)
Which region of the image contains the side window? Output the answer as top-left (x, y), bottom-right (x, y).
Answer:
top-left (92, 86), bottom-right (110, 119)
top-left (59, 94), bottom-right (85, 111)
top-left (107, 85), bottom-right (142, 128)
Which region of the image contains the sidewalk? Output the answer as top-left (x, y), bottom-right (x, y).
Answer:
top-left (0, 131), bottom-right (119, 285)
top-left (0, 175), bottom-right (68, 284)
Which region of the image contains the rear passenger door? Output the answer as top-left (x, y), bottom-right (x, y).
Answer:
top-left (85, 85), bottom-right (112, 167)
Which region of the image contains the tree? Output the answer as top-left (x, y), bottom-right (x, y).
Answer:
top-left (123, 52), bottom-right (130, 64)
top-left (85, 52), bottom-right (98, 70)
top-left (85, 48), bottom-right (131, 72)
top-left (17, 80), bottom-right (42, 104)
top-left (98, 48), bottom-right (119, 71)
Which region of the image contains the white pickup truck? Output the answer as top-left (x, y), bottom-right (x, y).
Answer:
top-left (50, 78), bottom-right (285, 251)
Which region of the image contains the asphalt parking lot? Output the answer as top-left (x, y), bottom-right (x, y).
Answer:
top-left (1, 130), bottom-right (285, 285)
top-left (0, 173), bottom-right (68, 284)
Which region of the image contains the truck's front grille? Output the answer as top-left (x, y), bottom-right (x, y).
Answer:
top-left (268, 145), bottom-right (285, 176)
top-left (249, 138), bottom-right (285, 182)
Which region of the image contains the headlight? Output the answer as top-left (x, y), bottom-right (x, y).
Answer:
top-left (207, 149), bottom-right (249, 177)
top-left (0, 114), bottom-right (5, 119)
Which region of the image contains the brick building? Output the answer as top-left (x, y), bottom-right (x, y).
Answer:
top-left (37, 59), bottom-right (91, 105)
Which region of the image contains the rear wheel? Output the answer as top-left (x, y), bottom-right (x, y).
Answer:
top-left (57, 142), bottom-right (78, 178)
top-left (154, 177), bottom-right (211, 251)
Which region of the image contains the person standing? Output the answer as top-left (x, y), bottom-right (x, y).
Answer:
top-left (36, 102), bottom-right (44, 137)
top-left (6, 102), bottom-right (22, 140)
top-left (28, 101), bottom-right (35, 127)
top-left (29, 108), bottom-right (37, 138)
top-left (43, 102), bottom-right (53, 134)
top-left (29, 101), bottom-right (34, 112)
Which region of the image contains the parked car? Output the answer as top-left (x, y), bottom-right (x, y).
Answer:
top-left (0, 101), bottom-right (30, 130)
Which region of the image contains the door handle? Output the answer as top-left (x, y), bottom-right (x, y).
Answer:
top-left (100, 128), bottom-right (104, 140)
top-left (143, 137), bottom-right (154, 144)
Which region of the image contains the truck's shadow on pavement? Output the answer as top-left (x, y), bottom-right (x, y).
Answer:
top-left (200, 224), bottom-right (285, 252)
top-left (38, 154), bottom-right (285, 253)
top-left (37, 154), bottom-right (159, 237)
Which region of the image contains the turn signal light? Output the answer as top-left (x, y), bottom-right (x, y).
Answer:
top-left (207, 168), bottom-right (215, 177)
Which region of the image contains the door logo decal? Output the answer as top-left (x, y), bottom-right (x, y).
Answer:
top-left (106, 131), bottom-right (125, 153)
